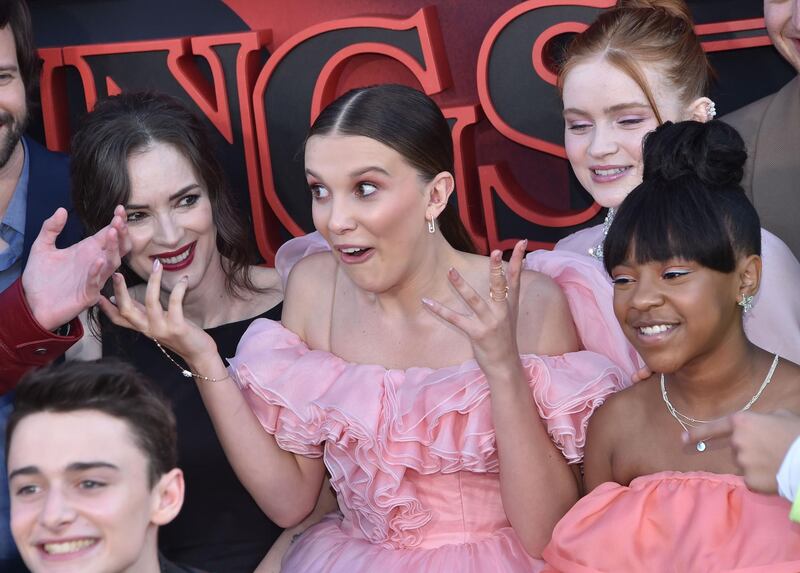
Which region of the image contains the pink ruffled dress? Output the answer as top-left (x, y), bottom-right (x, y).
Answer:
top-left (228, 317), bottom-right (625, 572)
top-left (538, 224), bottom-right (800, 368)
top-left (542, 471), bottom-right (800, 572)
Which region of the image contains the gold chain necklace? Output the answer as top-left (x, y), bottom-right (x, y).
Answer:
top-left (660, 354), bottom-right (780, 452)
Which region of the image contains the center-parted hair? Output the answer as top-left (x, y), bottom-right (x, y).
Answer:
top-left (6, 360), bottom-right (177, 488)
top-left (306, 84), bottom-right (476, 254)
top-left (559, 0), bottom-right (712, 124)
top-left (603, 120), bottom-right (761, 274)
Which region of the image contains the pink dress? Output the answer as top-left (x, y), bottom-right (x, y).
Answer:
top-left (228, 319), bottom-right (626, 572)
top-left (527, 224), bottom-right (800, 371)
top-left (542, 471), bottom-right (800, 572)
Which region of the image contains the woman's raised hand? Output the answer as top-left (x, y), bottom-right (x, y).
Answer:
top-left (98, 259), bottom-right (217, 362)
top-left (423, 240), bottom-right (527, 376)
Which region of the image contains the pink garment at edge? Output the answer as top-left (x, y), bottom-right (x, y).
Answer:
top-left (231, 234), bottom-right (627, 572)
top-left (546, 224), bottom-right (800, 366)
top-left (542, 471), bottom-right (800, 572)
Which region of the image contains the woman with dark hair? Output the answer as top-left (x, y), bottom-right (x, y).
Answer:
top-left (542, 120), bottom-right (800, 571)
top-left (67, 92), bottom-right (320, 573)
top-left (103, 83), bottom-right (626, 571)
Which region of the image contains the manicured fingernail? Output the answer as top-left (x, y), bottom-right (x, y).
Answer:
top-left (153, 258), bottom-right (161, 272)
top-left (448, 267), bottom-right (459, 280)
top-left (422, 297), bottom-right (434, 307)
top-left (523, 239), bottom-right (528, 248)
top-left (109, 295), bottom-right (117, 305)
top-left (112, 272), bottom-right (121, 282)
top-left (181, 275), bottom-right (189, 282)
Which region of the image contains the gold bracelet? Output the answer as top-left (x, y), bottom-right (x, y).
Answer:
top-left (152, 338), bottom-right (230, 383)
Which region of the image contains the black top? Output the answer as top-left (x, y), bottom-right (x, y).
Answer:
top-left (103, 305), bottom-right (283, 573)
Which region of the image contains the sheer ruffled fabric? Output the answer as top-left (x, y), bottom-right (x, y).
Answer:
top-left (543, 471), bottom-right (800, 573)
top-left (228, 319), bottom-right (625, 571)
top-left (524, 248), bottom-right (641, 379)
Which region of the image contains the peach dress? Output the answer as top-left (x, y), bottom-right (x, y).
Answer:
top-left (542, 471), bottom-right (800, 572)
top-left (229, 234), bottom-right (627, 571)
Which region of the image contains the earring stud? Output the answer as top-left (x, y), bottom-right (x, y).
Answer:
top-left (738, 293), bottom-right (754, 313)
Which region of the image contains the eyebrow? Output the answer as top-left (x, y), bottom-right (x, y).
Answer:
top-left (0, 65), bottom-right (19, 73)
top-left (563, 102), bottom-right (651, 117)
top-left (9, 462), bottom-right (120, 481)
top-left (305, 166), bottom-right (391, 179)
top-left (125, 183), bottom-right (200, 210)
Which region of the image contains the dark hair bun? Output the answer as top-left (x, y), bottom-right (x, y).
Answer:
top-left (641, 120), bottom-right (747, 189)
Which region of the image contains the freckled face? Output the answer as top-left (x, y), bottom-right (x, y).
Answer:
top-left (562, 58), bottom-right (686, 208)
top-left (611, 257), bottom-right (741, 374)
top-left (305, 134), bottom-right (431, 293)
top-left (764, 0), bottom-right (800, 72)
top-left (8, 411), bottom-right (162, 573)
top-left (124, 142), bottom-right (220, 294)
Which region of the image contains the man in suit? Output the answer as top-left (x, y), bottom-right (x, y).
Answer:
top-left (0, 2), bottom-right (126, 570)
top-left (722, 0), bottom-right (800, 257)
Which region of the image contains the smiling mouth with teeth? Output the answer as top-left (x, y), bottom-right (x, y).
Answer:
top-left (638, 324), bottom-right (675, 336)
top-left (592, 167), bottom-right (629, 176)
top-left (158, 247), bottom-right (192, 265)
top-left (42, 538), bottom-right (97, 555)
top-left (340, 247), bottom-right (371, 256)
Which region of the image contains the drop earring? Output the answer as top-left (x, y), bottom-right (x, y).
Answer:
top-left (738, 293), bottom-right (754, 314)
top-left (427, 218), bottom-right (436, 234)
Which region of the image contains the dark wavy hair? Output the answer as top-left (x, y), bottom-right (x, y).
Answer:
top-left (603, 120), bottom-right (761, 274)
top-left (7, 360), bottom-right (177, 488)
top-left (0, 0), bottom-right (39, 100)
top-left (306, 84), bottom-right (476, 254)
top-left (71, 91), bottom-right (261, 296)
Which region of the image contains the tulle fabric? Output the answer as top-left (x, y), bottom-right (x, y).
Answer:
top-left (228, 319), bottom-right (626, 571)
top-left (552, 224), bottom-right (800, 366)
top-left (524, 248), bottom-right (642, 379)
top-left (543, 471), bottom-right (800, 572)
top-left (283, 514), bottom-right (542, 573)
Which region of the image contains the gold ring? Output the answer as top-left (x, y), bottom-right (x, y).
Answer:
top-left (489, 286), bottom-right (509, 302)
top-left (490, 265), bottom-right (505, 278)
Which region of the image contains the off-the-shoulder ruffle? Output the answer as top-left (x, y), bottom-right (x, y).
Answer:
top-left (228, 319), bottom-right (625, 546)
top-left (524, 248), bottom-right (641, 380)
top-left (543, 471), bottom-right (800, 572)
top-left (274, 231), bottom-right (330, 291)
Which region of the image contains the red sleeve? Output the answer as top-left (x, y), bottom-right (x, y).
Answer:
top-left (0, 278), bottom-right (83, 394)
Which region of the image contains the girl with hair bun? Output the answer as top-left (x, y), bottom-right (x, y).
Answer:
top-left (525, 0), bottom-right (800, 375)
top-left (542, 120), bottom-right (800, 571)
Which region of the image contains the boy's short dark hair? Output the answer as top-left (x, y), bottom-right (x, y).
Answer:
top-left (0, 0), bottom-right (40, 99)
top-left (6, 360), bottom-right (177, 487)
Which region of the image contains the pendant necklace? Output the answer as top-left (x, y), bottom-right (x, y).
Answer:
top-left (660, 353), bottom-right (780, 452)
top-left (588, 208), bottom-right (616, 262)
